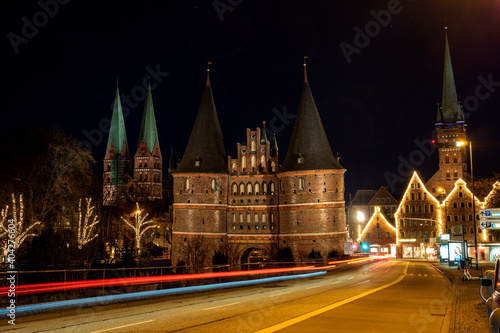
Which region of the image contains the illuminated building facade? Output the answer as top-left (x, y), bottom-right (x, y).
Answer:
top-left (171, 65), bottom-right (348, 266)
top-left (357, 207), bottom-right (397, 256)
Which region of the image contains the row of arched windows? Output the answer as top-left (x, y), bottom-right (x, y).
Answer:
top-left (138, 173), bottom-right (161, 182)
top-left (232, 182), bottom-right (275, 195)
top-left (231, 212), bottom-right (274, 223)
top-left (232, 157), bottom-right (277, 173)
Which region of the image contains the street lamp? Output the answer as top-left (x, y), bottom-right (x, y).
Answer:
top-left (457, 140), bottom-right (479, 270)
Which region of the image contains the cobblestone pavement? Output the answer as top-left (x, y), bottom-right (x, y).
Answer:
top-left (432, 261), bottom-right (493, 333)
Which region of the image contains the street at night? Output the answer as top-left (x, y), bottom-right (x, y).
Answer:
top-left (2, 1), bottom-right (500, 332)
top-left (2, 260), bottom-right (460, 332)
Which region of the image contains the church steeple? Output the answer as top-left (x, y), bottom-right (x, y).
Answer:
top-left (438, 31), bottom-right (465, 124)
top-left (271, 131), bottom-right (278, 157)
top-left (137, 82), bottom-right (160, 154)
top-left (168, 145), bottom-right (175, 173)
top-left (280, 61), bottom-right (343, 172)
top-left (103, 83), bottom-right (132, 205)
top-left (106, 85), bottom-right (129, 155)
top-left (261, 121), bottom-right (268, 144)
top-left (174, 65), bottom-right (227, 174)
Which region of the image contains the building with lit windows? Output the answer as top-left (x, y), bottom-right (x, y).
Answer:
top-left (171, 64), bottom-right (348, 266)
top-left (357, 207), bottom-right (397, 256)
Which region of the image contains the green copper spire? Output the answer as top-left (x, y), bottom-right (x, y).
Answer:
top-left (106, 85), bottom-right (129, 154)
top-left (271, 131), bottom-right (278, 157)
top-left (137, 83), bottom-right (160, 154)
top-left (261, 121), bottom-right (268, 144)
top-left (440, 32), bottom-right (465, 123)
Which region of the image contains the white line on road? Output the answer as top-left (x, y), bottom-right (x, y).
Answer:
top-left (204, 302), bottom-right (241, 311)
top-left (91, 320), bottom-right (155, 333)
top-left (273, 292), bottom-right (291, 297)
top-left (331, 281), bottom-right (341, 284)
top-left (307, 285), bottom-right (321, 289)
top-left (348, 277), bottom-right (354, 280)
top-left (255, 262), bottom-right (410, 333)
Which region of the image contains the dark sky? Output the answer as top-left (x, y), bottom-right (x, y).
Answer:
top-left (2, 0), bottom-right (500, 198)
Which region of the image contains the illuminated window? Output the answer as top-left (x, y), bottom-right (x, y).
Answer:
top-left (254, 213), bottom-right (258, 223)
top-left (270, 182), bottom-right (275, 194)
top-left (247, 183), bottom-right (253, 195)
top-left (232, 183), bottom-right (238, 195)
top-left (240, 183), bottom-right (245, 195)
top-left (298, 177), bottom-right (305, 191)
top-left (185, 178), bottom-right (190, 190)
top-left (255, 182), bottom-right (260, 195)
top-left (262, 182), bottom-right (267, 194)
top-left (211, 178), bottom-right (216, 190)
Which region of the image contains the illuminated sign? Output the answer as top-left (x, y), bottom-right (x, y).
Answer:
top-left (399, 238), bottom-right (416, 243)
top-left (440, 234), bottom-right (450, 241)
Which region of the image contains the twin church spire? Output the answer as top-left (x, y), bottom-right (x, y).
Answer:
top-left (104, 81), bottom-right (163, 205)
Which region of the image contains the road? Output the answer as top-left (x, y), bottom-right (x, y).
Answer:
top-left (3, 260), bottom-right (453, 333)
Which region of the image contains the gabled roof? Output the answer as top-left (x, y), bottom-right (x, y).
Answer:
top-left (280, 65), bottom-right (343, 172)
top-left (351, 190), bottom-right (376, 206)
top-left (106, 86), bottom-right (129, 155)
top-left (368, 186), bottom-right (398, 206)
top-left (174, 70), bottom-right (227, 174)
top-left (437, 33), bottom-right (465, 124)
top-left (137, 84), bottom-right (160, 154)
top-left (357, 207), bottom-right (397, 242)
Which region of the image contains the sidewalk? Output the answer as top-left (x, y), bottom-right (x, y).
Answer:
top-left (432, 261), bottom-right (494, 333)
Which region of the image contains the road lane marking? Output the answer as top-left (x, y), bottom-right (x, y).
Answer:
top-left (307, 285), bottom-right (321, 289)
top-left (348, 277), bottom-right (354, 280)
top-left (255, 261), bottom-right (409, 333)
top-left (273, 292), bottom-right (290, 297)
top-left (203, 301), bottom-right (241, 311)
top-left (331, 281), bottom-right (341, 284)
top-left (91, 320), bottom-right (155, 333)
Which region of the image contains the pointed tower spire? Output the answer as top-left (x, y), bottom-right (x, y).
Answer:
top-left (261, 121), bottom-right (268, 144)
top-left (137, 81), bottom-right (160, 154)
top-left (168, 145), bottom-right (175, 173)
top-left (440, 29), bottom-right (465, 123)
top-left (270, 131), bottom-right (278, 157)
top-left (206, 61), bottom-right (212, 87)
top-left (106, 84), bottom-right (129, 155)
top-left (303, 56), bottom-right (308, 83)
top-left (280, 62), bottom-right (342, 172)
top-left (175, 66), bottom-right (227, 173)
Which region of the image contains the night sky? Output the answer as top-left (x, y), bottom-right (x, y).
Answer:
top-left (3, 0), bottom-right (500, 198)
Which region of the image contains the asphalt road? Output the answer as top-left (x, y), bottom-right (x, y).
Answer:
top-left (3, 260), bottom-right (453, 333)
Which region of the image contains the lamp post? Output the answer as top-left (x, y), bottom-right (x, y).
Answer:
top-left (457, 141), bottom-right (479, 270)
top-left (470, 141), bottom-right (479, 270)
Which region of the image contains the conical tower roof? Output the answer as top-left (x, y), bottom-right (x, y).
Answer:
top-left (106, 85), bottom-right (129, 154)
top-left (280, 64), bottom-right (343, 172)
top-left (137, 83), bottom-right (160, 154)
top-left (174, 68), bottom-right (227, 174)
top-left (439, 33), bottom-right (465, 123)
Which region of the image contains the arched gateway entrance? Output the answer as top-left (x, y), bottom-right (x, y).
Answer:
top-left (240, 247), bottom-right (270, 269)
